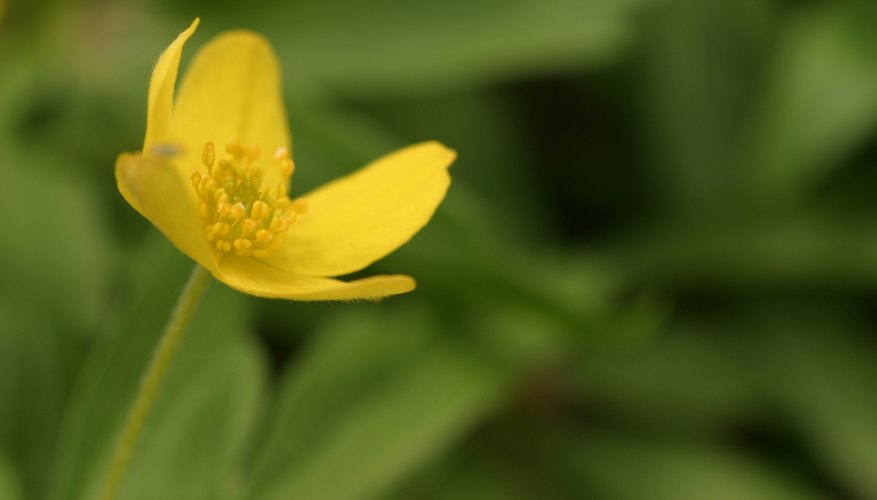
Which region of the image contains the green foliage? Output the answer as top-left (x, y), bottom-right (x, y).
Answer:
top-left (3, 0), bottom-right (877, 498)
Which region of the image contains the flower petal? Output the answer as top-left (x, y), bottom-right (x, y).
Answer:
top-left (171, 30), bottom-right (291, 190)
top-left (268, 141), bottom-right (456, 277)
top-left (116, 153), bottom-right (219, 271)
top-left (216, 257), bottom-right (415, 300)
top-left (144, 18), bottom-right (199, 149)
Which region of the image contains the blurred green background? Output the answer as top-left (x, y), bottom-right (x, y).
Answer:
top-left (3, 0), bottom-right (877, 498)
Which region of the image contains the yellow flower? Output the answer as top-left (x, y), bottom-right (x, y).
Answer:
top-left (116, 19), bottom-right (455, 300)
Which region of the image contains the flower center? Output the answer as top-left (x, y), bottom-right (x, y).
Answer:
top-left (191, 141), bottom-right (307, 258)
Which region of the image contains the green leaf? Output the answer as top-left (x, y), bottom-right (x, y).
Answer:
top-left (0, 453), bottom-right (24, 500)
top-left (49, 239), bottom-right (265, 500)
top-left (0, 309), bottom-right (68, 500)
top-left (384, 447), bottom-right (530, 500)
top-left (748, 2), bottom-right (877, 202)
top-left (244, 309), bottom-right (513, 500)
top-left (637, 0), bottom-right (771, 210)
top-left (573, 326), bottom-right (758, 429)
top-left (0, 60), bottom-right (115, 334)
top-left (251, 0), bottom-right (657, 96)
top-left (119, 321), bottom-right (265, 500)
top-left (569, 432), bottom-right (823, 500)
top-left (756, 315), bottom-right (877, 499)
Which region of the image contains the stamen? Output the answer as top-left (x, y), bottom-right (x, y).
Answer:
top-left (281, 159), bottom-right (294, 177)
top-left (225, 141), bottom-right (242, 157)
top-left (191, 140), bottom-right (304, 258)
top-left (202, 142), bottom-right (215, 170)
top-left (292, 198), bottom-right (309, 214)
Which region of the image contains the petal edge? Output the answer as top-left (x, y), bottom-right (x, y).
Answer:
top-left (144, 18), bottom-right (199, 149)
top-left (268, 141), bottom-right (456, 277)
top-left (217, 255), bottom-right (416, 300)
top-left (116, 152), bottom-right (219, 272)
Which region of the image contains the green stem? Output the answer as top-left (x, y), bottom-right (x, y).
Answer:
top-left (98, 265), bottom-right (213, 500)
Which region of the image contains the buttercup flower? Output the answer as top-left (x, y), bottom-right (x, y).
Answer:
top-left (116, 19), bottom-right (455, 300)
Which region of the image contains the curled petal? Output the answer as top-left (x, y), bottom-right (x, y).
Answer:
top-left (144, 18), bottom-right (199, 149)
top-left (217, 256), bottom-right (415, 300)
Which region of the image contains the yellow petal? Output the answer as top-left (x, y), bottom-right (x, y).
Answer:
top-left (171, 30), bottom-right (291, 190)
top-left (216, 257), bottom-right (415, 300)
top-left (144, 18), bottom-right (199, 149)
top-left (116, 153), bottom-right (219, 271)
top-left (267, 141), bottom-right (456, 277)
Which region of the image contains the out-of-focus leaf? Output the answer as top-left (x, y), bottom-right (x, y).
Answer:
top-left (383, 447), bottom-right (529, 500)
top-left (49, 238), bottom-right (265, 500)
top-left (243, 309), bottom-right (514, 500)
top-left (638, 0), bottom-right (770, 210)
top-left (748, 2), bottom-right (877, 202)
top-left (119, 321), bottom-right (265, 500)
top-left (0, 63), bottom-right (114, 335)
top-left (569, 432), bottom-right (824, 500)
top-left (0, 453), bottom-right (24, 500)
top-left (252, 0), bottom-right (658, 96)
top-left (573, 325), bottom-right (759, 429)
top-left (756, 315), bottom-right (877, 499)
top-left (0, 309), bottom-right (67, 500)
top-left (608, 212), bottom-right (877, 292)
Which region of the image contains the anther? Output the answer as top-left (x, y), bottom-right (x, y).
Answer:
top-left (256, 229), bottom-right (272, 243)
top-left (281, 159), bottom-right (294, 177)
top-left (234, 238), bottom-right (252, 256)
top-left (213, 222), bottom-right (230, 236)
top-left (199, 176), bottom-right (214, 192)
top-left (217, 203), bottom-right (231, 218)
top-left (240, 219), bottom-right (257, 235)
top-left (214, 188), bottom-right (229, 204)
top-left (292, 198), bottom-right (309, 214)
top-left (226, 142), bottom-right (242, 157)
top-left (192, 140), bottom-right (299, 258)
top-left (202, 142), bottom-right (215, 169)
top-left (251, 200), bottom-right (270, 221)
top-left (229, 203), bottom-right (246, 221)
top-left (198, 202), bottom-right (209, 221)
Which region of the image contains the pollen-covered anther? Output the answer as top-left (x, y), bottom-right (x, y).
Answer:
top-left (292, 198), bottom-right (309, 214)
top-left (281, 159), bottom-right (294, 177)
top-left (225, 141), bottom-right (242, 157)
top-left (251, 200), bottom-right (270, 221)
top-left (191, 140), bottom-right (299, 259)
top-left (233, 238), bottom-right (252, 257)
top-left (229, 203), bottom-right (246, 221)
top-left (241, 218), bottom-right (257, 235)
top-left (256, 229), bottom-right (272, 243)
top-left (202, 142), bottom-right (215, 169)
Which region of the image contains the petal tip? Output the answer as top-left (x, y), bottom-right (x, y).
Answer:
top-left (420, 140), bottom-right (457, 168)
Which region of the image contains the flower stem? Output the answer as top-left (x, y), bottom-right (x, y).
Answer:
top-left (98, 265), bottom-right (213, 500)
